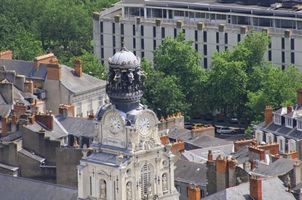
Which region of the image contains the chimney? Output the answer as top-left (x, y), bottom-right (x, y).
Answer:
top-left (1, 116), bottom-right (8, 136)
top-left (0, 50), bottom-right (13, 60)
top-left (24, 80), bottom-right (34, 94)
top-left (34, 53), bottom-right (55, 70)
top-left (59, 104), bottom-right (75, 118)
top-left (187, 185), bottom-right (201, 200)
top-left (160, 135), bottom-right (170, 145)
top-left (35, 112), bottom-right (53, 130)
top-left (264, 106), bottom-right (273, 126)
top-left (287, 105), bottom-right (293, 114)
top-left (46, 57), bottom-right (61, 80)
top-left (293, 161), bottom-right (302, 187)
top-left (216, 155), bottom-right (227, 191)
top-left (250, 176), bottom-right (262, 200)
top-left (28, 115), bottom-right (35, 124)
top-left (297, 89), bottom-right (302, 105)
top-left (227, 158), bottom-right (238, 187)
top-left (11, 113), bottom-right (17, 132)
top-left (208, 150), bottom-right (213, 161)
top-left (74, 59), bottom-right (83, 77)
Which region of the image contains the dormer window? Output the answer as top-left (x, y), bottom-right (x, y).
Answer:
top-left (273, 114), bottom-right (281, 125)
top-left (298, 120), bottom-right (302, 131)
top-left (285, 117), bottom-right (293, 128)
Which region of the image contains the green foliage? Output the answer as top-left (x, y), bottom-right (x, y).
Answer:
top-left (0, 0), bottom-right (117, 63)
top-left (246, 65), bottom-right (302, 121)
top-left (153, 33), bottom-right (208, 116)
top-left (68, 50), bottom-right (106, 80)
top-left (141, 59), bottom-right (190, 117)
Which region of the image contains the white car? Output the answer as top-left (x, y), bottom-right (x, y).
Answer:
top-left (216, 127), bottom-right (235, 134)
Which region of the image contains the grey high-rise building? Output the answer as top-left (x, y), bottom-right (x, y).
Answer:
top-left (93, 0), bottom-right (302, 70)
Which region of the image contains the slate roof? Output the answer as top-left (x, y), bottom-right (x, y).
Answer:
top-left (169, 128), bottom-right (232, 148)
top-left (252, 158), bottom-right (298, 177)
top-left (203, 177), bottom-right (296, 200)
top-left (60, 65), bottom-right (106, 95)
top-left (0, 173), bottom-right (77, 200)
top-left (83, 151), bottom-right (129, 167)
top-left (231, 146), bottom-right (250, 164)
top-left (261, 122), bottom-right (302, 140)
top-left (182, 144), bottom-right (234, 163)
top-left (174, 159), bottom-right (207, 186)
top-left (18, 149), bottom-right (45, 163)
top-left (56, 116), bottom-right (97, 137)
top-left (0, 59), bottom-right (47, 80)
top-left (25, 116), bottom-right (68, 140)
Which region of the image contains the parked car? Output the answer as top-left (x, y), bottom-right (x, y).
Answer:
top-left (216, 127), bottom-right (235, 134)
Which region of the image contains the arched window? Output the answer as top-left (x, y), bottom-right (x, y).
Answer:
top-left (126, 182), bottom-right (132, 200)
top-left (141, 163), bottom-right (153, 197)
top-left (99, 179), bottom-right (107, 199)
top-left (162, 173), bottom-right (168, 194)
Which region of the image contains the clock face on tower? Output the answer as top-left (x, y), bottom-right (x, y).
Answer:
top-left (135, 111), bottom-right (157, 137)
top-left (103, 111), bottom-right (124, 135)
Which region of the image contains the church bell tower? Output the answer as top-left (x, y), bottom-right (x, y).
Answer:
top-left (77, 48), bottom-right (179, 200)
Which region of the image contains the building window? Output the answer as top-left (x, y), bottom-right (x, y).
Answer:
top-left (113, 36), bottom-right (116, 47)
top-left (237, 34), bottom-right (241, 43)
top-left (101, 48), bottom-right (104, 60)
top-left (141, 25), bottom-right (144, 36)
top-left (268, 42), bottom-right (272, 49)
top-left (282, 52), bottom-right (285, 63)
top-left (203, 44), bottom-right (207, 56)
top-left (204, 58), bottom-right (208, 69)
top-left (298, 121), bottom-right (302, 131)
top-left (112, 23), bottom-right (115, 34)
top-left (101, 35), bottom-right (104, 46)
top-left (281, 38), bottom-right (285, 49)
top-left (133, 38), bottom-right (136, 49)
top-left (133, 25), bottom-right (136, 35)
top-left (121, 36), bottom-right (124, 46)
top-left (141, 163), bottom-right (152, 197)
top-left (291, 38), bottom-right (295, 50)
top-left (286, 117), bottom-right (293, 128)
top-left (141, 51), bottom-right (145, 58)
top-left (174, 28), bottom-right (177, 38)
top-left (141, 39), bottom-right (144, 49)
top-left (153, 26), bottom-right (156, 38)
top-left (195, 30), bottom-right (198, 42)
top-left (113, 49), bottom-right (116, 54)
top-left (100, 21), bottom-right (103, 33)
top-left (161, 27), bottom-right (165, 38)
top-left (99, 180), bottom-right (107, 199)
top-left (291, 52), bottom-right (295, 64)
top-left (203, 31), bottom-right (207, 42)
top-left (216, 32), bottom-right (219, 43)
top-left (76, 103), bottom-right (82, 117)
top-left (216, 45), bottom-right (219, 52)
top-left (182, 29), bottom-right (185, 35)
top-left (268, 50), bottom-right (272, 61)
top-left (274, 114), bottom-right (281, 125)
top-left (195, 43), bottom-right (198, 51)
top-left (224, 33), bottom-right (228, 44)
top-left (121, 23), bottom-right (124, 35)
top-left (153, 40), bottom-right (156, 50)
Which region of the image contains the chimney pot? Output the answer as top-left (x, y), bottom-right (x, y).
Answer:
top-left (208, 150), bottom-right (213, 161)
top-left (264, 106), bottom-right (273, 126)
top-left (250, 176), bottom-right (262, 200)
top-left (74, 59), bottom-right (83, 77)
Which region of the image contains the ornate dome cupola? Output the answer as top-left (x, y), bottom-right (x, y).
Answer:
top-left (106, 47), bottom-right (145, 112)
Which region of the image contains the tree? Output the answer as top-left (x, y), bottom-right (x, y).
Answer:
top-left (207, 51), bottom-right (248, 118)
top-left (153, 33), bottom-right (207, 116)
top-left (68, 50), bottom-right (106, 80)
top-left (141, 60), bottom-right (190, 117)
top-left (246, 65), bottom-right (302, 121)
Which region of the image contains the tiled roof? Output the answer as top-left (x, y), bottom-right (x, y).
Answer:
top-left (56, 116), bottom-right (97, 137)
top-left (174, 159), bottom-right (207, 186)
top-left (203, 177), bottom-right (296, 200)
top-left (60, 65), bottom-right (106, 95)
top-left (0, 173), bottom-right (77, 200)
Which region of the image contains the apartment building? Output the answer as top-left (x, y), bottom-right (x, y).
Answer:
top-left (93, 0), bottom-right (302, 69)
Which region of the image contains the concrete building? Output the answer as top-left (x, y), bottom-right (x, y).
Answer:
top-left (93, 0), bottom-right (302, 70)
top-left (78, 48), bottom-right (179, 200)
top-left (0, 51), bottom-right (107, 117)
